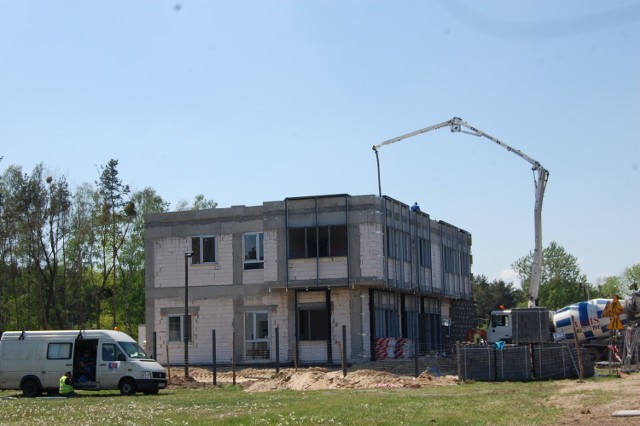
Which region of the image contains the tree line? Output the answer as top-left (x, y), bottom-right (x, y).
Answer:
top-left (473, 242), bottom-right (640, 321)
top-left (0, 158), bottom-right (215, 338)
top-left (1, 158), bottom-right (637, 337)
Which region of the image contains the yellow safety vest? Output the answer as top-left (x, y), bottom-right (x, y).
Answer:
top-left (59, 375), bottom-right (74, 395)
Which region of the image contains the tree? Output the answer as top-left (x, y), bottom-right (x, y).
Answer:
top-left (622, 264), bottom-right (640, 293)
top-left (594, 276), bottom-right (625, 299)
top-left (65, 182), bottom-right (102, 328)
top-left (512, 241), bottom-right (587, 309)
top-left (96, 159), bottom-right (136, 328)
top-left (38, 172), bottom-right (72, 328)
top-left (591, 263), bottom-right (640, 300)
top-left (117, 187), bottom-right (168, 335)
top-left (175, 194), bottom-right (218, 211)
top-left (472, 275), bottom-right (523, 320)
top-left (0, 165), bottom-right (34, 331)
top-left (0, 165), bottom-right (72, 330)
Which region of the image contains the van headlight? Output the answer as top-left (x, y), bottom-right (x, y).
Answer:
top-left (139, 371), bottom-right (151, 380)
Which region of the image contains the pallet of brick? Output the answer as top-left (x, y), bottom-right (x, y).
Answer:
top-left (512, 308), bottom-right (552, 344)
top-left (460, 345), bottom-right (495, 381)
top-left (495, 344), bottom-right (532, 381)
top-left (532, 343), bottom-right (593, 379)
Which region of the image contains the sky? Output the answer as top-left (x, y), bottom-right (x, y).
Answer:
top-left (1, 1), bottom-right (639, 288)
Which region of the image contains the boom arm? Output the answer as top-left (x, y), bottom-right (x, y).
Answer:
top-left (372, 117), bottom-right (549, 307)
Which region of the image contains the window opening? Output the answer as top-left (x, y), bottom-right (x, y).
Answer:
top-left (288, 225), bottom-right (347, 258)
top-left (245, 312), bottom-right (270, 360)
top-left (244, 232), bottom-right (264, 270)
top-left (168, 314), bottom-right (191, 342)
top-left (298, 306), bottom-right (329, 340)
top-left (191, 236), bottom-right (216, 264)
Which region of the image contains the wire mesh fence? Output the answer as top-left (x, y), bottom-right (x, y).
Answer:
top-left (154, 324), bottom-right (640, 383)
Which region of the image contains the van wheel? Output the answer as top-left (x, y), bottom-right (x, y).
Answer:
top-left (22, 379), bottom-right (42, 398)
top-left (119, 378), bottom-right (137, 396)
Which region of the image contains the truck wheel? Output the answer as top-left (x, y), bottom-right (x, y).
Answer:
top-left (119, 378), bottom-right (137, 396)
top-left (585, 347), bottom-right (604, 362)
top-left (21, 379), bottom-right (42, 398)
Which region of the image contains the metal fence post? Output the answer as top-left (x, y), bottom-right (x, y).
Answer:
top-left (342, 325), bottom-right (347, 377)
top-left (275, 326), bottom-right (280, 373)
top-left (212, 329), bottom-right (217, 386)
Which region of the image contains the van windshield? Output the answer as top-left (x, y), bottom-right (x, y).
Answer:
top-left (118, 341), bottom-right (149, 359)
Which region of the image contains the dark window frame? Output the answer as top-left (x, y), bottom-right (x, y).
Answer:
top-left (243, 232), bottom-right (264, 270)
top-left (419, 238), bottom-right (432, 268)
top-left (298, 307), bottom-right (330, 341)
top-left (288, 225), bottom-right (348, 259)
top-left (168, 314), bottom-right (192, 342)
top-left (192, 236), bottom-right (216, 264)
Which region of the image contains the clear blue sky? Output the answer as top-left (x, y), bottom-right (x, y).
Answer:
top-left (1, 1), bottom-right (638, 287)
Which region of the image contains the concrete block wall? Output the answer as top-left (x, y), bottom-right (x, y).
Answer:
top-left (359, 223), bottom-right (384, 279)
top-left (263, 229), bottom-right (278, 283)
top-left (153, 236), bottom-right (235, 288)
top-left (330, 288), bottom-right (352, 363)
top-left (356, 289), bottom-right (372, 362)
top-left (154, 296), bottom-right (234, 365)
top-left (242, 268), bottom-right (265, 285)
top-left (287, 258), bottom-right (348, 282)
top-left (153, 238), bottom-right (182, 288)
top-left (154, 292), bottom-right (291, 365)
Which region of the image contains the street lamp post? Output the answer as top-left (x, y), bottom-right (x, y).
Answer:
top-left (184, 251), bottom-right (194, 378)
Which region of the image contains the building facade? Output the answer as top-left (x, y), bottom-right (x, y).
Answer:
top-left (144, 194), bottom-right (474, 366)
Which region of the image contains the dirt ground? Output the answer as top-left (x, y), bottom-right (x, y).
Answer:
top-left (166, 362), bottom-right (640, 424)
top-left (167, 364), bottom-right (458, 392)
top-left (548, 369), bottom-right (640, 425)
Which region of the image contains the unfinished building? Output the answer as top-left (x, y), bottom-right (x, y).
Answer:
top-left (144, 194), bottom-right (474, 366)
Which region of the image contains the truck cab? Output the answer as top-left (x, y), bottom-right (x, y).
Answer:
top-left (487, 310), bottom-right (512, 344)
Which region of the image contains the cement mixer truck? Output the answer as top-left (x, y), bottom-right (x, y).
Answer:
top-left (486, 292), bottom-right (640, 362)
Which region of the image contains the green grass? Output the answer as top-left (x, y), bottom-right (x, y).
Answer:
top-left (0, 381), bottom-right (565, 425)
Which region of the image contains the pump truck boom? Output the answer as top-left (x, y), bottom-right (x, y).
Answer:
top-left (372, 117), bottom-right (549, 306)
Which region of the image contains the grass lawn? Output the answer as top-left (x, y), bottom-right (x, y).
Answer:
top-left (0, 380), bottom-right (565, 425)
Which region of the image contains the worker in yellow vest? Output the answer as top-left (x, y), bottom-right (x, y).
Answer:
top-left (59, 371), bottom-right (79, 398)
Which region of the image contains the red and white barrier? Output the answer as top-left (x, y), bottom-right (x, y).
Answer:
top-left (375, 337), bottom-right (415, 359)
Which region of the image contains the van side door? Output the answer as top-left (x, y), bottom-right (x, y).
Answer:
top-left (96, 342), bottom-right (126, 389)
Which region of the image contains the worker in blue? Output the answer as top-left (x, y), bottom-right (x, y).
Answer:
top-left (79, 350), bottom-right (95, 381)
top-left (410, 202), bottom-right (421, 213)
top-left (59, 371), bottom-right (79, 398)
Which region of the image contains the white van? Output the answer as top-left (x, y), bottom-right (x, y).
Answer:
top-left (0, 329), bottom-right (167, 397)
